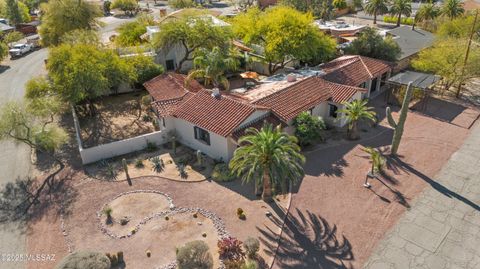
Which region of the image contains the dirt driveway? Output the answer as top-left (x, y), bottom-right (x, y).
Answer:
top-left (271, 95), bottom-right (479, 269)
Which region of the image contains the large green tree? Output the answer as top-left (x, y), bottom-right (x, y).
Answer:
top-left (437, 14), bottom-right (480, 39)
top-left (229, 124), bottom-right (305, 202)
top-left (389, 0), bottom-right (412, 27)
top-left (187, 47), bottom-right (239, 90)
top-left (5, 0), bottom-right (22, 25)
top-left (124, 54), bottom-right (164, 86)
top-left (153, 14), bottom-right (231, 73)
top-left (232, 6), bottom-right (337, 74)
top-left (281, 0), bottom-right (335, 21)
top-left (115, 15), bottom-right (154, 47)
top-left (412, 38), bottom-right (480, 96)
top-left (39, 0), bottom-right (102, 46)
top-left (441, 0), bottom-right (464, 20)
top-left (344, 27), bottom-right (401, 61)
top-left (47, 44), bottom-right (135, 106)
top-left (364, 0), bottom-right (389, 24)
top-left (0, 40), bottom-right (8, 62)
top-left (338, 99), bottom-right (376, 140)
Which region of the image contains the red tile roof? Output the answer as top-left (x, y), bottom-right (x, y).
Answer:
top-left (253, 77), bottom-right (365, 122)
top-left (231, 114), bottom-right (285, 141)
top-left (143, 73), bottom-right (203, 102)
top-left (173, 90), bottom-right (263, 137)
top-left (321, 55), bottom-right (392, 86)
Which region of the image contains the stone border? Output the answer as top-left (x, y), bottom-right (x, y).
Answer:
top-left (97, 190), bottom-right (175, 238)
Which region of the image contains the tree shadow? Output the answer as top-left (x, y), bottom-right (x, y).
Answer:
top-left (259, 209), bottom-right (354, 269)
top-left (0, 65), bottom-right (10, 74)
top-left (0, 166), bottom-right (78, 226)
top-left (388, 155), bottom-right (480, 211)
top-left (410, 97), bottom-right (467, 124)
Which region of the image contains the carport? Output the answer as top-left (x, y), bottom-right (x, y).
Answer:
top-left (386, 70), bottom-right (441, 111)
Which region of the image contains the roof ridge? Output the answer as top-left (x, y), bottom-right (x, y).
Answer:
top-left (357, 56), bottom-right (373, 78)
top-left (253, 76), bottom-right (316, 104)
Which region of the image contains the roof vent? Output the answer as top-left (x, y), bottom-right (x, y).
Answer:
top-left (287, 74), bottom-right (297, 82)
top-left (211, 88), bottom-right (221, 98)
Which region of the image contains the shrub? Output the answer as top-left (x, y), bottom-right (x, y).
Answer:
top-left (168, 0), bottom-right (196, 9)
top-left (218, 237), bottom-right (245, 267)
top-left (212, 163), bottom-right (236, 182)
top-left (117, 251), bottom-right (124, 263)
top-left (193, 213), bottom-right (198, 218)
top-left (142, 114), bottom-right (152, 122)
top-left (333, 0), bottom-right (347, 9)
top-left (383, 16), bottom-right (414, 25)
top-left (135, 158), bottom-right (144, 168)
top-left (238, 212), bottom-right (246, 220)
top-left (145, 141), bottom-right (158, 152)
top-left (177, 164), bottom-right (188, 179)
top-left (55, 251), bottom-right (111, 269)
top-left (176, 240), bottom-right (214, 269)
top-left (244, 237), bottom-right (260, 259)
top-left (150, 157), bottom-right (164, 173)
top-left (242, 260), bottom-right (259, 269)
top-left (293, 112), bottom-right (326, 146)
top-left (236, 208), bottom-right (244, 216)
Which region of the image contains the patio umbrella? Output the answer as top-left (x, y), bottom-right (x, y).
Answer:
top-left (240, 71), bottom-right (259, 79)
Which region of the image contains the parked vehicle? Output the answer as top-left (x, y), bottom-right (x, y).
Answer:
top-left (9, 43), bottom-right (33, 58)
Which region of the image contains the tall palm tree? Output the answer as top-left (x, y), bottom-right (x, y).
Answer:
top-left (338, 99), bottom-right (377, 140)
top-left (364, 0), bottom-right (390, 24)
top-left (413, 2), bottom-right (440, 30)
top-left (441, 0), bottom-right (465, 20)
top-left (390, 0), bottom-right (412, 27)
top-left (229, 124), bottom-right (305, 202)
top-left (187, 47), bottom-right (239, 91)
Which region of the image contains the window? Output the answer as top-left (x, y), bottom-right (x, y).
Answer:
top-left (329, 104), bottom-right (338, 118)
top-left (166, 59), bottom-right (175, 71)
top-left (194, 126), bottom-right (210, 145)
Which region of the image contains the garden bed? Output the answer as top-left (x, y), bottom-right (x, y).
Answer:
top-left (77, 92), bottom-right (157, 148)
top-left (85, 145), bottom-right (216, 182)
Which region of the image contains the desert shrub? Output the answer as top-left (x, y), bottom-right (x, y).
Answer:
top-left (333, 0), bottom-right (347, 9)
top-left (135, 158), bottom-right (144, 168)
top-left (212, 163), bottom-right (236, 182)
top-left (244, 237), bottom-right (260, 259)
top-left (177, 164), bottom-right (188, 179)
top-left (238, 212), bottom-right (246, 220)
top-left (150, 156), bottom-right (164, 172)
top-left (142, 114), bottom-right (152, 122)
top-left (145, 141), bottom-right (158, 152)
top-left (383, 16), bottom-right (414, 25)
top-left (293, 112), bottom-right (326, 146)
top-left (176, 240), bottom-right (214, 269)
top-left (168, 0), bottom-right (196, 9)
top-left (236, 208), bottom-right (244, 216)
top-left (242, 260), bottom-right (259, 269)
top-left (218, 237), bottom-right (246, 268)
top-left (55, 251), bottom-right (111, 269)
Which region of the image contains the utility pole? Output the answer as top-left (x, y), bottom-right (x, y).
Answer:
top-left (456, 9), bottom-right (479, 98)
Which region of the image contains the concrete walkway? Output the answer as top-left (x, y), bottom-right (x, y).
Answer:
top-left (364, 123), bottom-right (480, 269)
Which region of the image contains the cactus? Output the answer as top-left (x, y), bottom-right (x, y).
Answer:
top-left (171, 135), bottom-right (177, 154)
top-left (386, 82), bottom-right (414, 155)
top-left (196, 150), bottom-right (203, 166)
top-left (122, 158), bottom-right (130, 180)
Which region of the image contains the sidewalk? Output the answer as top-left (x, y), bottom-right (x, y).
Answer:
top-left (364, 122), bottom-right (480, 269)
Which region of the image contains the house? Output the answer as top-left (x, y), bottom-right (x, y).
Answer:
top-left (317, 55), bottom-right (393, 98)
top-left (385, 26), bottom-right (435, 72)
top-left (143, 55), bottom-right (392, 162)
top-left (0, 21), bottom-right (14, 34)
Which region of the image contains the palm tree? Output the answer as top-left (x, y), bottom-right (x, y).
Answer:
top-left (338, 99), bottom-right (377, 140)
top-left (362, 146), bottom-right (385, 187)
top-left (229, 124), bottom-right (305, 202)
top-left (441, 0), bottom-right (464, 19)
top-left (413, 2), bottom-right (440, 30)
top-left (187, 47), bottom-right (239, 91)
top-left (390, 0), bottom-right (412, 27)
top-left (364, 0), bottom-right (390, 24)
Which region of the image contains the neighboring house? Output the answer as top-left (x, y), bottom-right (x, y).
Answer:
top-left (143, 55), bottom-right (392, 161)
top-left (318, 55), bottom-right (393, 98)
top-left (385, 26), bottom-right (435, 72)
top-left (0, 21), bottom-right (14, 34)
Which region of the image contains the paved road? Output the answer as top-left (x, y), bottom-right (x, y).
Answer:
top-left (0, 48), bottom-right (48, 269)
top-left (364, 122), bottom-right (480, 269)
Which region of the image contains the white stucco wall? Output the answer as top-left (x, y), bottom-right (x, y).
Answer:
top-left (173, 118), bottom-right (231, 162)
top-left (155, 43), bottom-right (193, 72)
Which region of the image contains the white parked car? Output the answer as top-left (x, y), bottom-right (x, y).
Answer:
top-left (9, 43), bottom-right (33, 58)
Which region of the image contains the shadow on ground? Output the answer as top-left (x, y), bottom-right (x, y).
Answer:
top-left (259, 209), bottom-right (354, 269)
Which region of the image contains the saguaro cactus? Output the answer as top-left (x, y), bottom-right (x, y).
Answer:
top-left (386, 82), bottom-right (414, 155)
top-left (122, 158), bottom-right (131, 185)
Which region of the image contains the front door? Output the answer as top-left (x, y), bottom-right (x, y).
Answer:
top-left (370, 78), bottom-right (378, 93)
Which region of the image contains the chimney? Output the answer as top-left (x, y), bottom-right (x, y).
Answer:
top-left (211, 88), bottom-right (221, 98)
top-left (287, 74), bottom-right (297, 82)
